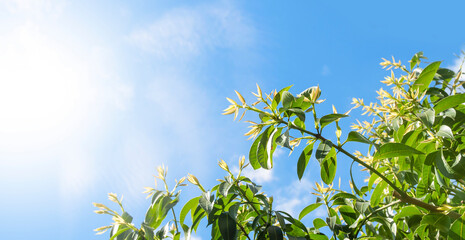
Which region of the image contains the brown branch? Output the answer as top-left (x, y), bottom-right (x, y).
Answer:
top-left (393, 190), bottom-right (461, 220)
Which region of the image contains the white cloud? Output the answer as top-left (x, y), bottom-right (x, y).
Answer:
top-left (127, 2), bottom-right (254, 60)
top-left (274, 178), bottom-right (315, 217)
top-left (448, 53), bottom-right (465, 80)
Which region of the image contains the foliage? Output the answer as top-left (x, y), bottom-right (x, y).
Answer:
top-left (94, 52), bottom-right (465, 239)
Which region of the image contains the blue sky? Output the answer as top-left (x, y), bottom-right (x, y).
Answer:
top-left (1, 0), bottom-right (465, 239)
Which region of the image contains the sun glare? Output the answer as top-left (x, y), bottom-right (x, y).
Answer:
top-left (0, 25), bottom-right (88, 149)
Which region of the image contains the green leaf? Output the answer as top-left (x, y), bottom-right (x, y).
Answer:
top-left (370, 180), bottom-right (387, 207)
top-left (393, 206), bottom-right (423, 221)
top-left (218, 182), bottom-right (232, 197)
top-left (338, 205), bottom-right (358, 225)
top-left (448, 213), bottom-right (465, 240)
top-left (249, 131), bottom-right (263, 170)
top-left (298, 202), bottom-right (323, 220)
top-left (180, 196), bottom-right (200, 225)
top-left (436, 68), bottom-right (456, 80)
top-left (452, 154), bottom-right (465, 178)
top-left (434, 93), bottom-right (465, 113)
top-left (315, 140), bottom-right (331, 163)
top-left (276, 129), bottom-right (292, 150)
top-left (350, 161), bottom-right (362, 196)
top-left (373, 143), bottom-right (424, 160)
top-left (282, 91), bottom-right (295, 109)
top-left (319, 114), bottom-right (348, 129)
top-left (412, 61), bottom-right (441, 93)
top-left (145, 195), bottom-right (178, 229)
top-left (287, 108), bottom-right (306, 122)
top-left (217, 212), bottom-right (237, 240)
top-left (313, 218), bottom-right (327, 229)
top-left (420, 213), bottom-right (451, 233)
top-left (418, 109), bottom-right (435, 129)
top-left (436, 125), bottom-right (454, 139)
top-left (435, 150), bottom-right (457, 179)
top-left (272, 85), bottom-right (293, 110)
top-left (345, 131), bottom-right (374, 145)
top-left (257, 126), bottom-right (275, 169)
top-left (267, 226), bottom-right (284, 240)
top-left (199, 192), bottom-right (214, 214)
top-left (141, 223), bottom-right (155, 240)
top-left (109, 227), bottom-right (131, 240)
top-left (297, 141), bottom-right (315, 180)
top-left (320, 147), bottom-right (337, 185)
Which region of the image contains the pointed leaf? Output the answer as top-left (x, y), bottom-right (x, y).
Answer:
top-left (180, 196), bottom-right (200, 225)
top-left (299, 202), bottom-right (323, 220)
top-left (319, 114), bottom-right (348, 129)
top-left (256, 126), bottom-right (274, 169)
top-left (412, 61), bottom-right (441, 93)
top-left (320, 148), bottom-right (337, 185)
top-left (249, 131), bottom-right (264, 169)
top-left (338, 205), bottom-right (358, 225)
top-left (346, 131), bottom-right (373, 145)
top-left (297, 141), bottom-right (315, 180)
top-left (373, 143), bottom-right (424, 160)
top-left (434, 93), bottom-right (465, 113)
top-left (218, 212), bottom-right (237, 240)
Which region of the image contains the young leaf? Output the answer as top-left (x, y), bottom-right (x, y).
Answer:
top-left (319, 114), bottom-right (348, 129)
top-left (434, 93), bottom-right (465, 113)
top-left (299, 202), bottom-right (323, 220)
top-left (411, 61), bottom-right (441, 93)
top-left (373, 143), bottom-right (424, 160)
top-left (218, 212), bottom-right (237, 240)
top-left (436, 125), bottom-right (454, 139)
top-left (297, 141), bottom-right (315, 180)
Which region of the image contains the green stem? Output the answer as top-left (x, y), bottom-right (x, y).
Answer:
top-left (353, 200), bottom-right (402, 238)
top-left (171, 208), bottom-right (179, 234)
top-left (280, 119), bottom-right (407, 198)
